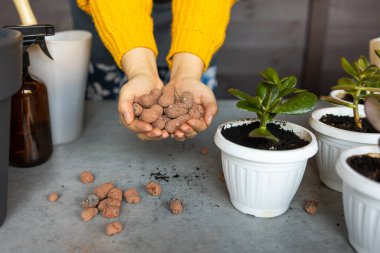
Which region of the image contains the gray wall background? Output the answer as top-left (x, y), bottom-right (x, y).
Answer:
top-left (1, 0), bottom-right (380, 98)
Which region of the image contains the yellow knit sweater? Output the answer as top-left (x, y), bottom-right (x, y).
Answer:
top-left (76, 0), bottom-right (235, 70)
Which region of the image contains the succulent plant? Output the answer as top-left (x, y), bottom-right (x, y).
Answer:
top-left (321, 55), bottom-right (380, 128)
top-left (228, 67), bottom-right (317, 143)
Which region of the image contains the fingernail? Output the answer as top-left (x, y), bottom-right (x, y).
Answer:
top-left (206, 115), bottom-right (213, 126)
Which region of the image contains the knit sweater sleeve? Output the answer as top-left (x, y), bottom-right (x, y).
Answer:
top-left (167, 0), bottom-right (235, 71)
top-left (76, 0), bottom-right (157, 69)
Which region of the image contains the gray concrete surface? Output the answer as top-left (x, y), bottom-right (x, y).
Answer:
top-left (0, 100), bottom-right (354, 253)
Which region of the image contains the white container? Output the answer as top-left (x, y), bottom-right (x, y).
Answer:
top-left (214, 119), bottom-right (318, 218)
top-left (28, 30), bottom-right (92, 145)
top-left (309, 107), bottom-right (380, 192)
top-left (329, 90), bottom-right (365, 109)
top-left (370, 37), bottom-right (380, 68)
top-left (336, 145), bottom-right (380, 253)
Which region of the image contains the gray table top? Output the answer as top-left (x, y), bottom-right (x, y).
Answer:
top-left (1, 100), bottom-right (354, 253)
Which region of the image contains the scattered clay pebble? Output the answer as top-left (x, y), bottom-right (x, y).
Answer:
top-left (146, 181), bottom-right (162, 196)
top-left (169, 199), bottom-right (183, 214)
top-left (102, 206), bottom-right (120, 218)
top-left (97, 199), bottom-right (108, 211)
top-left (200, 147), bottom-right (209, 155)
top-left (94, 182), bottom-right (114, 200)
top-left (124, 188), bottom-right (141, 204)
top-left (82, 194), bottom-right (100, 208)
top-left (219, 173), bottom-right (225, 182)
top-left (48, 192), bottom-right (59, 202)
top-left (105, 221), bottom-right (123, 236)
top-left (81, 207), bottom-right (98, 222)
top-left (108, 188), bottom-right (123, 201)
top-left (80, 171), bottom-right (94, 184)
top-left (304, 200), bottom-right (319, 215)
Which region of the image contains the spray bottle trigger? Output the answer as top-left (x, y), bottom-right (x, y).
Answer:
top-left (36, 37), bottom-right (53, 60)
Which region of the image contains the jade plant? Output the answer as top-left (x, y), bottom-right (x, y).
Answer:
top-left (228, 67), bottom-right (317, 143)
top-left (321, 55), bottom-right (380, 129)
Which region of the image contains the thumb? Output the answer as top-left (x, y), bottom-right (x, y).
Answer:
top-left (118, 90), bottom-right (136, 125)
top-left (202, 96), bottom-right (218, 126)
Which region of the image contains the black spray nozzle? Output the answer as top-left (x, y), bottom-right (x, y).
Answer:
top-left (3, 24), bottom-right (55, 60)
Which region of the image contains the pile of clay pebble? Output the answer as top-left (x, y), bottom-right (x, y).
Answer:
top-left (133, 87), bottom-right (204, 133)
top-left (78, 171), bottom-right (183, 236)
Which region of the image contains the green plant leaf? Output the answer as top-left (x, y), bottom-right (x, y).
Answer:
top-left (337, 77), bottom-right (357, 86)
top-left (280, 76), bottom-right (297, 90)
top-left (341, 57), bottom-right (357, 77)
top-left (358, 56), bottom-right (370, 71)
top-left (278, 87), bottom-right (306, 98)
top-left (248, 128), bottom-right (279, 143)
top-left (357, 87), bottom-right (380, 92)
top-left (261, 67), bottom-right (280, 83)
top-left (236, 100), bottom-right (259, 112)
top-left (363, 75), bottom-right (380, 87)
top-left (375, 50), bottom-right (380, 59)
top-left (363, 65), bottom-right (379, 77)
top-left (320, 96), bottom-right (356, 108)
top-left (262, 84), bottom-right (280, 108)
top-left (228, 88), bottom-right (252, 100)
top-left (272, 92), bottom-right (317, 114)
top-left (256, 82), bottom-right (267, 100)
top-left (331, 85), bottom-right (358, 91)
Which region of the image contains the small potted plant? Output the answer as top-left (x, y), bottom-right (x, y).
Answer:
top-left (309, 56), bottom-right (380, 192)
top-left (329, 50), bottom-right (380, 108)
top-left (214, 67), bottom-right (318, 218)
top-left (335, 95), bottom-right (380, 253)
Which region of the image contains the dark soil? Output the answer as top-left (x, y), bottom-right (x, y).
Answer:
top-left (341, 94), bottom-right (364, 105)
top-left (347, 154), bottom-right (380, 182)
top-left (320, 115), bottom-right (379, 133)
top-left (221, 121), bottom-right (309, 150)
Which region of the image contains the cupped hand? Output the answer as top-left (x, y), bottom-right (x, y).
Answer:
top-left (118, 48), bottom-right (169, 141)
top-left (166, 77), bottom-right (218, 141)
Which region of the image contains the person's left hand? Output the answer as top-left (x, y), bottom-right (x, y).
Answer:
top-left (165, 76), bottom-right (218, 141)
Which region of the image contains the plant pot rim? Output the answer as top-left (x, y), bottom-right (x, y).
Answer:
top-left (329, 90), bottom-right (365, 108)
top-left (214, 118), bottom-right (318, 163)
top-left (336, 145), bottom-right (380, 200)
top-left (309, 107), bottom-right (380, 144)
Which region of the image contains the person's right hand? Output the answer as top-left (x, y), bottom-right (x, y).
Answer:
top-left (118, 48), bottom-right (169, 140)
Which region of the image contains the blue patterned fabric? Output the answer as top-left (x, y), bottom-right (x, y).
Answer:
top-left (85, 63), bottom-right (218, 101)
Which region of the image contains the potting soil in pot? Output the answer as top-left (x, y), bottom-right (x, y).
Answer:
top-left (320, 115), bottom-right (378, 133)
top-left (221, 121), bottom-right (309, 150)
top-left (347, 153), bottom-right (380, 182)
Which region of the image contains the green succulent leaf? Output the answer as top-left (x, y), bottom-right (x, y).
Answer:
top-left (363, 65), bottom-right (379, 76)
top-left (263, 84), bottom-right (280, 108)
top-left (280, 76), bottom-right (297, 90)
top-left (261, 67), bottom-right (280, 83)
top-left (248, 127), bottom-right (279, 143)
top-left (375, 50), bottom-right (380, 59)
top-left (337, 77), bottom-right (357, 86)
top-left (341, 57), bottom-right (357, 77)
top-left (358, 56), bottom-right (370, 71)
top-left (363, 75), bottom-right (380, 87)
top-left (256, 82), bottom-right (267, 100)
top-left (320, 96), bottom-right (356, 108)
top-left (228, 88), bottom-right (252, 100)
top-left (236, 100), bottom-right (259, 112)
top-left (272, 92), bottom-right (317, 114)
top-left (331, 85), bottom-right (358, 91)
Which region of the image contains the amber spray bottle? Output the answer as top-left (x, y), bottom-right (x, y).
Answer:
top-left (5, 25), bottom-right (54, 167)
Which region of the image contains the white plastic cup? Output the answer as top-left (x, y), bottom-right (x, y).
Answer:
top-left (369, 37), bottom-right (380, 68)
top-left (28, 30), bottom-right (92, 145)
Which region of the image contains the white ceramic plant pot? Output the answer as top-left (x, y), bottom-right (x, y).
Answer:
top-left (336, 145), bottom-right (380, 253)
top-left (309, 107), bottom-right (380, 192)
top-left (214, 119), bottom-right (318, 218)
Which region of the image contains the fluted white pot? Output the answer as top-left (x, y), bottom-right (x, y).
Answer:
top-left (309, 107), bottom-right (380, 192)
top-left (336, 145), bottom-right (380, 253)
top-left (214, 119), bottom-right (318, 218)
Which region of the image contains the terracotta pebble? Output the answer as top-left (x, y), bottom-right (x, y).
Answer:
top-left (146, 181), bottom-right (162, 196)
top-left (48, 192), bottom-right (59, 202)
top-left (124, 188), bottom-right (141, 204)
top-left (105, 221), bottom-right (123, 236)
top-left (80, 171), bottom-right (94, 184)
top-left (304, 200), bottom-right (319, 215)
top-left (169, 199), bottom-right (183, 214)
top-left (93, 182), bottom-right (114, 200)
top-left (81, 207), bottom-right (98, 222)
